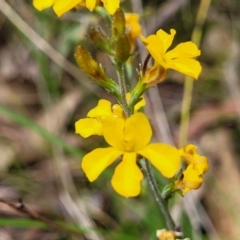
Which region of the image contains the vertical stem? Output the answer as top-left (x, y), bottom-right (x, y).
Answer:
top-left (116, 64), bottom-right (132, 117)
top-left (178, 75), bottom-right (194, 147)
top-left (144, 159), bottom-right (175, 230)
top-left (179, 0), bottom-right (211, 147)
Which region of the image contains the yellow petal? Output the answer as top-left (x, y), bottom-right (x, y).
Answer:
top-left (180, 144), bottom-right (198, 165)
top-left (53, 0), bottom-right (82, 17)
top-left (87, 99), bottom-right (112, 118)
top-left (86, 0), bottom-right (97, 11)
top-left (138, 143), bottom-right (181, 178)
top-left (125, 13), bottom-right (142, 47)
top-left (111, 152), bottom-right (143, 197)
top-left (102, 117), bottom-right (125, 150)
top-left (123, 113), bottom-right (152, 151)
top-left (134, 97), bottom-right (146, 110)
top-left (193, 156), bottom-right (209, 174)
top-left (146, 43), bottom-right (167, 68)
top-left (166, 58), bottom-right (202, 79)
top-left (33, 0), bottom-right (55, 11)
top-left (183, 165), bottom-right (203, 190)
top-left (112, 104), bottom-right (124, 118)
top-left (82, 147), bottom-right (122, 181)
top-left (165, 42), bottom-right (201, 60)
top-left (103, 113), bottom-right (152, 152)
top-left (75, 118), bottom-right (103, 137)
top-left (101, 0), bottom-right (119, 15)
top-left (155, 29), bottom-right (176, 52)
top-left (140, 34), bottom-right (159, 45)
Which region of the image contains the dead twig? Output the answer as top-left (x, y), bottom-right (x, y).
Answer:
top-left (0, 197), bottom-right (84, 237)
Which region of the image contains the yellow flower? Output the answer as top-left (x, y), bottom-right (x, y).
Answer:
top-left (175, 144), bottom-right (209, 195)
top-left (141, 29), bottom-right (202, 79)
top-left (125, 13), bottom-right (142, 51)
top-left (81, 112), bottom-right (181, 197)
top-left (180, 144), bottom-right (209, 174)
top-left (33, 0), bottom-right (119, 17)
top-left (75, 95), bottom-right (146, 138)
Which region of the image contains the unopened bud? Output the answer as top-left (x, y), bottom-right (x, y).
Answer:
top-left (112, 8), bottom-right (125, 39)
top-left (75, 45), bottom-right (107, 82)
top-left (89, 28), bottom-right (112, 54)
top-left (115, 34), bottom-right (131, 62)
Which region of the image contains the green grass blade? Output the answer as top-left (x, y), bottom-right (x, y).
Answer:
top-left (0, 105), bottom-right (83, 158)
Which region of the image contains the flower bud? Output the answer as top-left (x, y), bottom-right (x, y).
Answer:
top-left (75, 45), bottom-right (120, 97)
top-left (111, 8), bottom-right (125, 40)
top-left (89, 28), bottom-right (113, 54)
top-left (75, 45), bottom-right (107, 82)
top-left (115, 34), bottom-right (131, 63)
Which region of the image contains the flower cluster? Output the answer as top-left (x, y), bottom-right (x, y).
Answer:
top-left (175, 144), bottom-right (209, 194)
top-left (33, 1), bottom-right (209, 238)
top-left (33, 1), bottom-right (206, 199)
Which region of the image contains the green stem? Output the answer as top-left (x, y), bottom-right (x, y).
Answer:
top-left (116, 64), bottom-right (132, 117)
top-left (178, 0), bottom-right (211, 147)
top-left (144, 159), bottom-right (175, 230)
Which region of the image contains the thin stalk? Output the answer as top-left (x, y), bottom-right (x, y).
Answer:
top-left (144, 159), bottom-right (175, 230)
top-left (179, 0), bottom-right (211, 147)
top-left (116, 64), bottom-right (132, 117)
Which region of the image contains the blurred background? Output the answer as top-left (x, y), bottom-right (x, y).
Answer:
top-left (0, 0), bottom-right (240, 239)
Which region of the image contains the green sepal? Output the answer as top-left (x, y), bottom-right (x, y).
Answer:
top-left (75, 45), bottom-right (120, 98)
top-left (98, 77), bottom-right (120, 98)
top-left (128, 80), bottom-right (147, 109)
top-left (161, 182), bottom-right (175, 201)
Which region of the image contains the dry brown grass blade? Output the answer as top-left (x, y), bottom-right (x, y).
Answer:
top-left (0, 197), bottom-right (84, 237)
